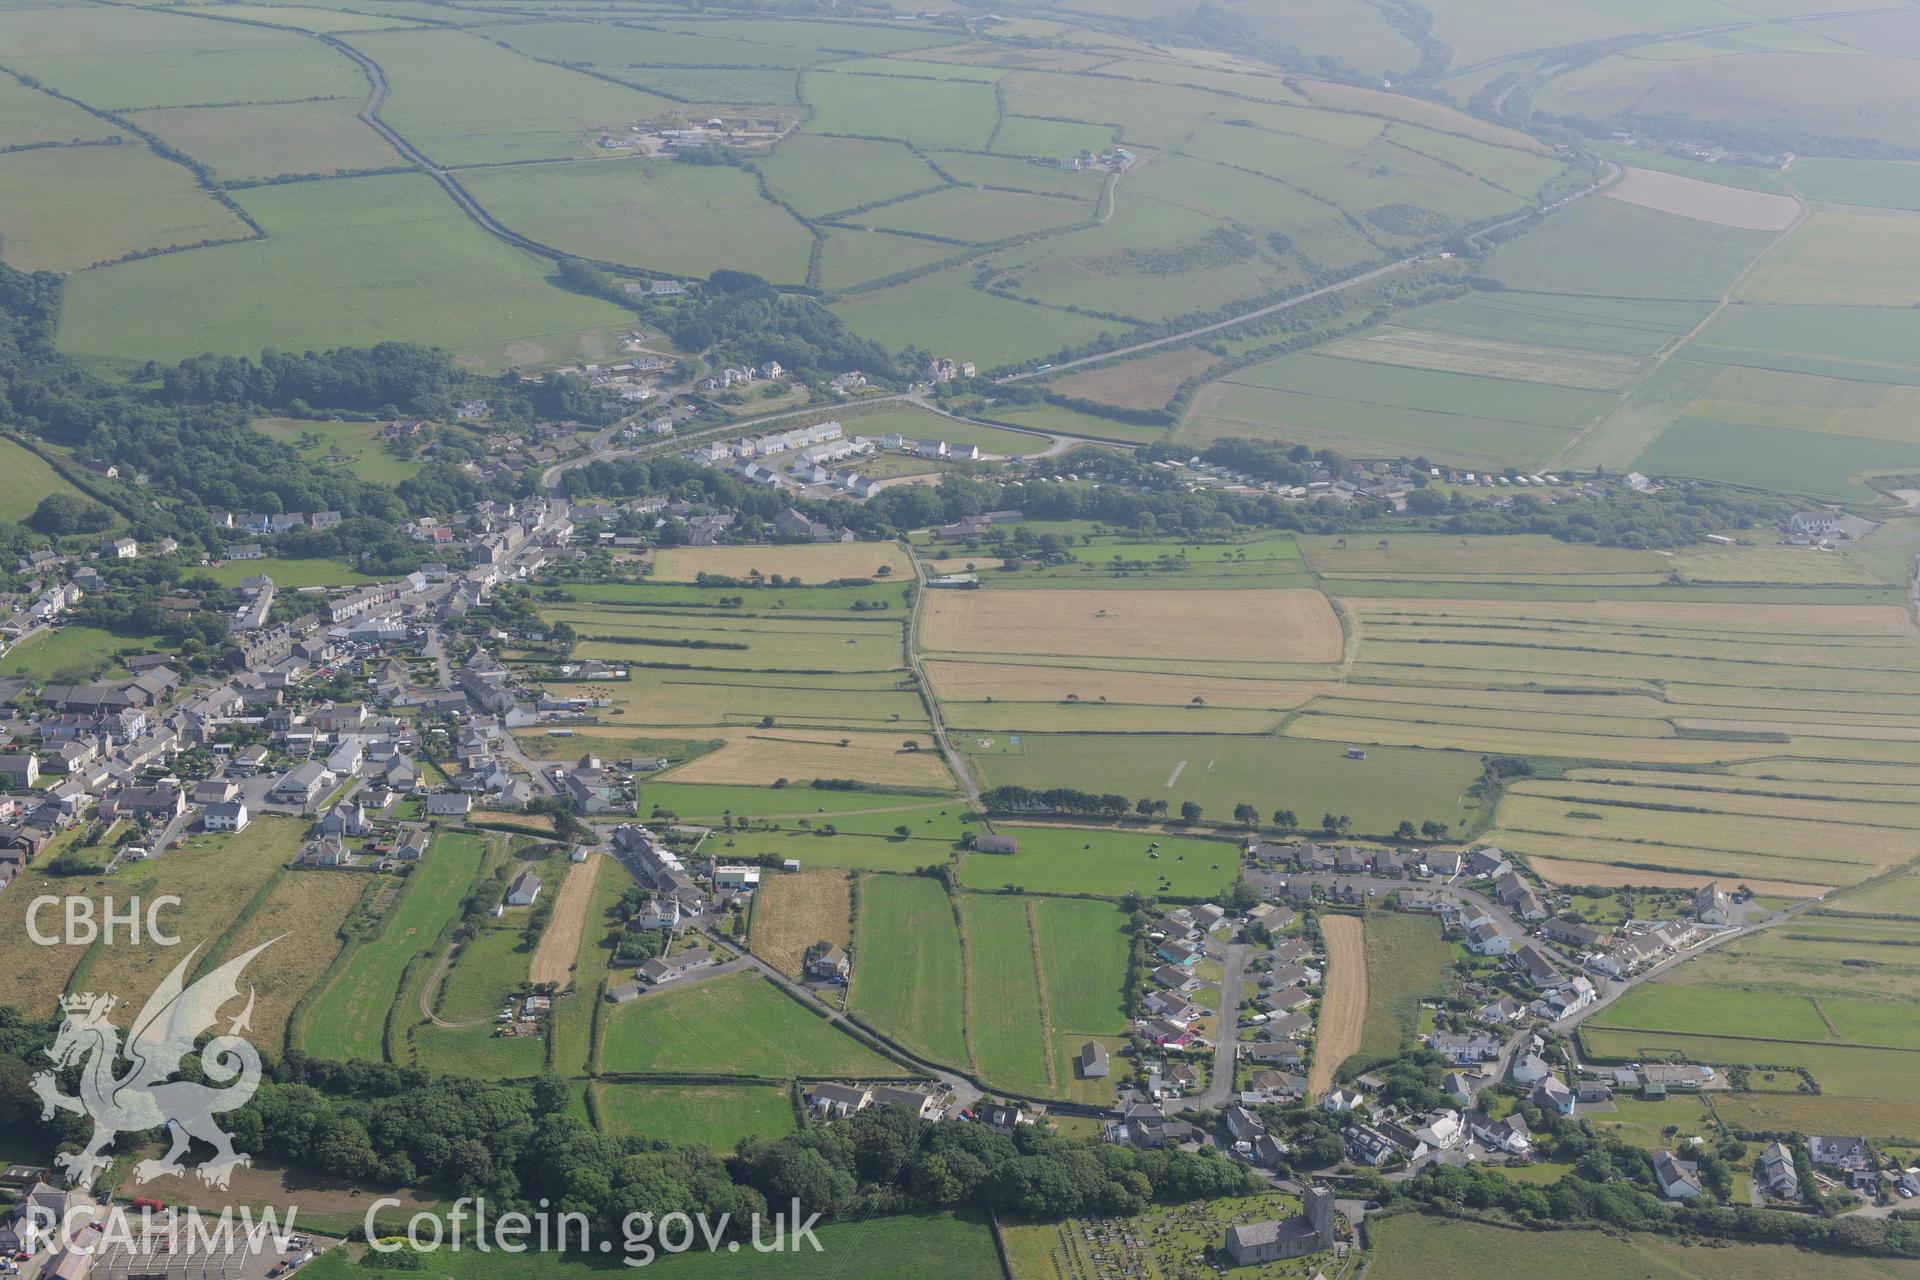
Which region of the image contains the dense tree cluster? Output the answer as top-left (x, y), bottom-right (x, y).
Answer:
top-left (157, 343), bottom-right (468, 416)
top-left (650, 272), bottom-right (897, 384)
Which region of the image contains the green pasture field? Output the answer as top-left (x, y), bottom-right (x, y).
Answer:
top-left (1183, 351), bottom-right (1605, 465)
top-left (961, 734), bottom-right (1483, 841)
top-left (971, 402), bottom-right (1171, 444)
top-left (0, 4), bottom-right (366, 110)
top-left (562, 579), bottom-right (915, 615)
top-left (1739, 210), bottom-right (1920, 306)
top-left (959, 893), bottom-right (1053, 1094)
top-left (296, 833), bottom-right (488, 1062)
top-left (1783, 156), bottom-right (1920, 211)
top-left (1589, 984), bottom-right (1835, 1044)
top-left (1684, 304), bottom-right (1920, 385)
top-left (1485, 196), bottom-right (1772, 300)
top-left (59, 173), bottom-right (630, 372)
top-left (202, 860), bottom-right (373, 1056)
top-left (928, 150), bottom-right (1108, 199)
top-left (340, 27), bottom-right (673, 165)
top-left (0, 144), bottom-right (249, 273)
top-left (831, 265), bottom-right (1117, 370)
top-left (1714, 1091), bottom-right (1920, 1144)
top-left (460, 159), bottom-right (814, 285)
top-left (638, 782), bottom-right (962, 821)
top-left (1634, 416), bottom-right (1920, 501)
top-left (1178, 124), bottom-right (1519, 235)
top-left (600, 969), bottom-right (905, 1077)
top-left (1360, 913), bottom-right (1453, 1058)
top-left (1384, 122), bottom-right (1566, 197)
top-left (0, 73), bottom-right (124, 147)
top-left (0, 437), bottom-right (93, 523)
top-left (958, 825), bottom-right (1237, 899)
top-left (203, 556), bottom-right (377, 587)
top-left (1578, 1027), bottom-right (1917, 1099)
top-left (850, 873), bottom-right (969, 1067)
top-left (1591, 142), bottom-right (1793, 194)
top-left (579, 667), bottom-right (928, 731)
top-left (608, 65), bottom-right (799, 103)
top-left (1537, 48), bottom-right (1920, 151)
top-left (756, 135), bottom-right (941, 220)
top-left (70, 829), bottom-right (281, 1006)
top-left (851, 184), bottom-right (1090, 243)
top-left (1366, 1213), bottom-right (1906, 1280)
top-left (0, 626), bottom-right (159, 682)
top-left (1032, 897), bottom-right (1131, 1035)
top-left (591, 1082), bottom-right (796, 1150)
top-left (299, 1211), bottom-right (1003, 1280)
top-left (562, 613), bottom-right (906, 673)
top-left (188, 4), bottom-right (426, 31)
top-left (127, 99), bottom-right (402, 183)
top-left (474, 18), bottom-right (824, 69)
top-left (803, 70), bottom-right (998, 151)
top-left (658, 16), bottom-right (960, 56)
top-left (1403, 292), bottom-right (1709, 358)
top-left (252, 416), bottom-right (421, 484)
top-left (815, 228), bottom-right (960, 290)
top-left (695, 827), bottom-right (960, 874)
top-left (993, 115), bottom-right (1114, 156)
top-left (1302, 533), bottom-right (1665, 579)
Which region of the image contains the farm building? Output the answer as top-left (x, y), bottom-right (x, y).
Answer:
top-left (973, 833), bottom-right (1018, 854)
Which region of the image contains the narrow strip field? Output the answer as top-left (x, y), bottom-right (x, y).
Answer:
top-left (531, 852), bottom-right (602, 988)
top-left (1309, 914), bottom-right (1365, 1099)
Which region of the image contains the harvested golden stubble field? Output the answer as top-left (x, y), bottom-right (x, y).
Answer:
top-left (1309, 914), bottom-right (1366, 1099)
top-left (660, 727), bottom-right (954, 788)
top-left (921, 587), bottom-right (1343, 665)
top-left (1603, 166), bottom-right (1802, 231)
top-left (751, 869), bottom-right (853, 981)
top-left (530, 852), bottom-right (603, 987)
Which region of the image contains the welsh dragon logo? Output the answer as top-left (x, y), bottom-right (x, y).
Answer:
top-left (31, 939), bottom-right (277, 1190)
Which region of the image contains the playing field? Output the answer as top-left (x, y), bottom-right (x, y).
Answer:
top-left (600, 969), bottom-right (907, 1077)
top-left (850, 873), bottom-right (969, 1067)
